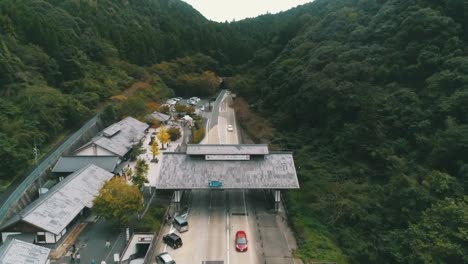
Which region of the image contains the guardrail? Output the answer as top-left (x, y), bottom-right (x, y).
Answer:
top-left (0, 115), bottom-right (99, 225)
top-left (142, 192), bottom-right (174, 264)
top-left (209, 89), bottom-right (226, 130)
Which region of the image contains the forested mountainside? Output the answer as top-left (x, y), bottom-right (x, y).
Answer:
top-left (1, 0), bottom-right (468, 263)
top-left (0, 0), bottom-right (257, 185)
top-left (228, 0), bottom-right (468, 262)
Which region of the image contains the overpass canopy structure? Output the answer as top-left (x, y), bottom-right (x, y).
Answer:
top-left (156, 144), bottom-right (299, 189)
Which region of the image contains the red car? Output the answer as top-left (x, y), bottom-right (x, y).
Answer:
top-left (235, 231), bottom-right (248, 252)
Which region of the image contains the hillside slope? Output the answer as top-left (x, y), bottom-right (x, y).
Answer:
top-left (0, 0), bottom-right (258, 184)
top-left (230, 0), bottom-right (468, 262)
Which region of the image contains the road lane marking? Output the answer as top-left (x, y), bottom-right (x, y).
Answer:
top-left (105, 231), bottom-right (123, 261)
top-left (226, 203), bottom-right (230, 264)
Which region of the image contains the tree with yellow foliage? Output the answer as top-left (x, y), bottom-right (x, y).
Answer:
top-left (158, 126), bottom-right (170, 149)
top-left (151, 139), bottom-right (160, 161)
top-left (92, 177), bottom-right (144, 225)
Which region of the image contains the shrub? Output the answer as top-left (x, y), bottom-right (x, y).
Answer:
top-left (192, 127), bottom-right (205, 143)
top-left (167, 126), bottom-right (182, 141)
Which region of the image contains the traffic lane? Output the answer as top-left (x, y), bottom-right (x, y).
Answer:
top-left (218, 113), bottom-right (238, 145)
top-left (204, 190), bottom-right (227, 263)
top-left (229, 190), bottom-right (261, 264)
top-left (226, 102), bottom-right (238, 144)
top-left (156, 190), bottom-right (210, 264)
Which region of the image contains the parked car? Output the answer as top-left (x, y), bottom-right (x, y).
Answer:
top-left (227, 125), bottom-right (233, 132)
top-left (235, 231), bottom-right (248, 252)
top-left (156, 252), bottom-right (175, 264)
top-left (163, 233), bottom-right (183, 249)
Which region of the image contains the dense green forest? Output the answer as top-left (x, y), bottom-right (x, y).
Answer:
top-left (1, 0), bottom-right (468, 263)
top-left (0, 0), bottom-right (250, 187)
top-left (228, 0), bottom-right (468, 263)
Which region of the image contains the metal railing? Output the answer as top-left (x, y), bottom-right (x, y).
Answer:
top-left (0, 115), bottom-right (99, 224)
top-left (208, 89), bottom-right (226, 130)
top-left (142, 192), bottom-right (174, 264)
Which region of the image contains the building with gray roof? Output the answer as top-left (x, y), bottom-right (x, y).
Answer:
top-left (52, 156), bottom-right (120, 174)
top-left (0, 165), bottom-right (114, 244)
top-left (0, 238), bottom-right (50, 264)
top-left (74, 116), bottom-right (149, 158)
top-left (156, 144), bottom-right (299, 189)
top-left (146, 111), bottom-right (171, 124)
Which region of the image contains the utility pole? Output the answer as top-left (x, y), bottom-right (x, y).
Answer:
top-left (33, 142), bottom-right (42, 194)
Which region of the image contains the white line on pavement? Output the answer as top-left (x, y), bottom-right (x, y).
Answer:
top-left (226, 205), bottom-right (230, 264)
top-left (104, 231), bottom-right (122, 261)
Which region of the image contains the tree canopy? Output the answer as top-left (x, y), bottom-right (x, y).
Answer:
top-left (92, 177), bottom-right (144, 225)
top-left (1, 0), bottom-right (468, 263)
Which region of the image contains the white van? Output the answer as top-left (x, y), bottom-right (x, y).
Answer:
top-left (173, 216), bottom-right (189, 233)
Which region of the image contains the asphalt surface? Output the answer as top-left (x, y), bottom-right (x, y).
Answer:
top-left (53, 219), bottom-right (127, 264)
top-left (149, 90), bottom-right (300, 264)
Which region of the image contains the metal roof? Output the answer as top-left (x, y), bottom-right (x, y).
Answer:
top-left (75, 116), bottom-right (149, 157)
top-left (52, 156), bottom-right (120, 173)
top-left (156, 152), bottom-right (299, 189)
top-left (0, 238), bottom-right (50, 264)
top-left (186, 144), bottom-right (269, 155)
top-left (148, 111), bottom-right (171, 122)
top-left (1, 165), bottom-right (113, 235)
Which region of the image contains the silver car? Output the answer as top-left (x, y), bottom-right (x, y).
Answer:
top-left (156, 252), bottom-right (175, 264)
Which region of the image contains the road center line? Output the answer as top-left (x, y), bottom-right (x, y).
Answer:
top-left (226, 201), bottom-right (230, 264)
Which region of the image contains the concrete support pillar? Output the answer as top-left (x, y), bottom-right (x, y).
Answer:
top-left (274, 190), bottom-right (281, 211)
top-left (174, 190), bottom-right (181, 203)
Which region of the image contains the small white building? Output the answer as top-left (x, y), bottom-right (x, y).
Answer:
top-left (0, 238), bottom-right (50, 264)
top-left (0, 165), bottom-right (114, 244)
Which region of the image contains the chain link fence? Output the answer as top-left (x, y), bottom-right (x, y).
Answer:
top-left (0, 114), bottom-right (99, 225)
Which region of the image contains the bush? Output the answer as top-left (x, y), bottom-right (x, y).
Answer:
top-left (134, 207), bottom-right (166, 232)
top-left (145, 117), bottom-right (161, 128)
top-left (167, 126), bottom-right (182, 141)
top-left (192, 127), bottom-right (205, 143)
top-left (127, 142), bottom-right (145, 161)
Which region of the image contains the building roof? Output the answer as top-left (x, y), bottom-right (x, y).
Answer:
top-left (156, 152), bottom-right (299, 189)
top-left (186, 144), bottom-right (269, 155)
top-left (148, 111), bottom-right (171, 122)
top-left (75, 116), bottom-right (149, 157)
top-left (0, 238), bottom-right (50, 264)
top-left (0, 165), bottom-right (114, 235)
top-left (52, 156), bottom-right (120, 173)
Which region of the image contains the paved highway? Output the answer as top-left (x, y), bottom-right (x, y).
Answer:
top-left (152, 91), bottom-right (298, 264)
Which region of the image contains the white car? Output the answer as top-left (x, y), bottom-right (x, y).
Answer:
top-left (156, 252), bottom-right (175, 264)
top-left (227, 125), bottom-right (233, 132)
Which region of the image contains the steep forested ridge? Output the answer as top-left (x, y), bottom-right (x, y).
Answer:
top-left (0, 0), bottom-right (257, 186)
top-left (1, 0), bottom-right (468, 263)
top-left (229, 0), bottom-right (468, 262)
